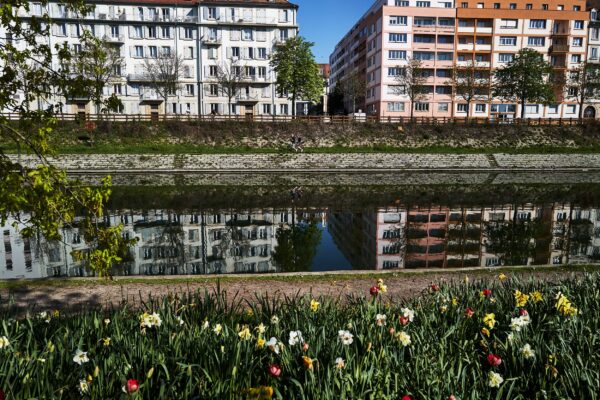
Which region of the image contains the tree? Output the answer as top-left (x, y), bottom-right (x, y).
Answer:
top-left (327, 84), bottom-right (346, 115)
top-left (340, 70), bottom-right (366, 114)
top-left (270, 36), bottom-right (323, 117)
top-left (484, 210), bottom-right (542, 266)
top-left (143, 52), bottom-right (184, 115)
top-left (273, 221), bottom-right (322, 273)
top-left (393, 58), bottom-right (427, 119)
top-left (567, 62), bottom-right (600, 119)
top-left (448, 62), bottom-right (490, 119)
top-left (0, 0), bottom-right (135, 277)
top-left (216, 60), bottom-right (247, 116)
top-left (66, 33), bottom-right (125, 114)
top-left (493, 48), bottom-right (555, 119)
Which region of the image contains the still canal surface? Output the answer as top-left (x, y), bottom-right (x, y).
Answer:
top-left (3, 173), bottom-right (600, 279)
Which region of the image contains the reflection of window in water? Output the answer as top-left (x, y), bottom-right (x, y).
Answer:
top-left (188, 229), bottom-right (199, 241)
top-left (485, 257), bottom-right (500, 267)
top-left (383, 261), bottom-right (399, 269)
top-left (382, 229), bottom-right (401, 239)
top-left (517, 212), bottom-right (531, 221)
top-left (383, 213), bottom-right (401, 223)
top-left (552, 256), bottom-right (562, 265)
top-left (47, 246), bottom-right (62, 263)
top-left (556, 212), bottom-right (568, 222)
top-left (489, 212), bottom-right (505, 222)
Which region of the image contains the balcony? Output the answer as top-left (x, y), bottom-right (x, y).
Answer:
top-left (475, 27), bottom-right (493, 34)
top-left (457, 43), bottom-right (474, 51)
top-left (236, 93), bottom-right (259, 102)
top-left (103, 34), bottom-right (125, 43)
top-left (128, 74), bottom-right (152, 82)
top-left (140, 92), bottom-right (162, 102)
top-left (475, 44), bottom-right (492, 51)
top-left (550, 44), bottom-right (569, 52)
top-left (241, 75), bottom-right (271, 83)
top-left (201, 36), bottom-right (222, 45)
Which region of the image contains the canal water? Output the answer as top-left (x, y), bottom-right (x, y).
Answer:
top-left (3, 172), bottom-right (600, 279)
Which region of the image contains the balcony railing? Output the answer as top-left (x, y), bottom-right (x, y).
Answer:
top-left (200, 36), bottom-right (222, 44)
top-left (103, 34), bottom-right (125, 43)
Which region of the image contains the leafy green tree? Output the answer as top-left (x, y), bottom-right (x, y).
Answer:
top-left (492, 48), bottom-right (555, 119)
top-left (270, 36), bottom-right (323, 116)
top-left (0, 0), bottom-right (135, 277)
top-left (567, 62), bottom-right (600, 119)
top-left (273, 221), bottom-right (322, 273)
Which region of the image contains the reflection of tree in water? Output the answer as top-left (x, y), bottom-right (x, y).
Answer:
top-left (484, 215), bottom-right (542, 266)
top-left (141, 217), bottom-right (185, 275)
top-left (273, 220), bottom-right (322, 273)
top-left (567, 217), bottom-right (593, 261)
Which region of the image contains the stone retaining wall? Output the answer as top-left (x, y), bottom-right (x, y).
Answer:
top-left (8, 153), bottom-right (600, 172)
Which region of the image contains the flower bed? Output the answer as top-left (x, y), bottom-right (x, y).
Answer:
top-left (0, 274), bottom-right (598, 399)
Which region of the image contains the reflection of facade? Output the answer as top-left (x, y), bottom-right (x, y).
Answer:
top-left (0, 209), bottom-right (295, 279)
top-left (329, 203), bottom-right (599, 270)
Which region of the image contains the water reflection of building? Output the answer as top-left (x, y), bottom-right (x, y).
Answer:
top-left (1, 209), bottom-right (300, 279)
top-left (329, 204), bottom-right (600, 270)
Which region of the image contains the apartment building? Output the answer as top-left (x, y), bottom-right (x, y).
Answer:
top-left (586, 5), bottom-right (600, 118)
top-left (329, 0), bottom-right (590, 119)
top-left (4, 0), bottom-right (298, 117)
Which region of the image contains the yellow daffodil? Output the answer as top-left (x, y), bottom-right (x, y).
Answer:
top-left (483, 313), bottom-right (496, 329)
top-left (452, 298), bottom-right (459, 306)
top-left (310, 299), bottom-right (320, 312)
top-left (101, 337), bottom-right (111, 347)
top-left (555, 293), bottom-right (579, 316)
top-left (256, 337), bottom-right (266, 348)
top-left (481, 328), bottom-right (490, 337)
top-left (302, 356), bottom-right (314, 371)
top-left (256, 323), bottom-right (266, 334)
top-left (514, 290), bottom-right (529, 308)
top-left (498, 273), bottom-right (508, 281)
top-left (377, 279), bottom-right (388, 293)
top-left (530, 291), bottom-right (543, 303)
top-left (238, 326), bottom-right (252, 341)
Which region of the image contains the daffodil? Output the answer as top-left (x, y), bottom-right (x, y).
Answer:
top-left (498, 273), bottom-right (508, 281)
top-left (78, 380), bottom-right (90, 394)
top-left (375, 314), bottom-right (387, 327)
top-left (487, 371), bottom-right (504, 388)
top-left (102, 337), bottom-right (111, 347)
top-left (139, 312), bottom-right (162, 329)
top-left (256, 337), bottom-right (266, 348)
top-left (395, 331), bottom-right (411, 347)
top-left (310, 299), bottom-right (320, 312)
top-left (238, 326), bottom-right (252, 341)
top-left (483, 313), bottom-right (496, 329)
top-left (521, 344), bottom-right (535, 359)
top-left (270, 316), bottom-right (279, 325)
top-left (266, 337), bottom-right (281, 354)
top-left (256, 323), bottom-right (266, 334)
top-left (73, 349), bottom-right (89, 365)
top-left (514, 290), bottom-right (529, 308)
top-left (555, 293), bottom-right (579, 316)
top-left (288, 331), bottom-right (303, 346)
top-left (213, 324), bottom-right (223, 336)
top-left (530, 291), bottom-right (543, 303)
top-left (401, 307), bottom-right (415, 322)
top-left (377, 279), bottom-right (388, 293)
top-left (302, 356), bottom-right (314, 371)
top-left (338, 330), bottom-right (354, 345)
top-left (0, 336), bottom-right (9, 349)
top-left (335, 357), bottom-right (345, 369)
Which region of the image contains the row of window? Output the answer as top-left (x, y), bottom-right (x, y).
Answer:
top-left (388, 17), bottom-right (583, 30)
top-left (208, 103), bottom-right (290, 115)
top-left (392, 0), bottom-right (582, 10)
top-left (385, 102), bottom-right (579, 114)
top-left (387, 33), bottom-right (585, 47)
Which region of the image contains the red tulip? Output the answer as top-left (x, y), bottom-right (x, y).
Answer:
top-left (464, 307), bottom-right (475, 318)
top-left (519, 309), bottom-right (529, 316)
top-left (402, 396), bottom-right (413, 400)
top-left (126, 379), bottom-right (140, 394)
top-left (487, 354), bottom-right (502, 367)
top-left (482, 288), bottom-right (492, 297)
top-left (302, 343), bottom-right (310, 352)
top-left (431, 284), bottom-right (440, 292)
top-left (449, 395), bottom-right (457, 400)
top-left (370, 286), bottom-right (380, 296)
top-left (268, 364), bottom-right (282, 378)
top-left (399, 316), bottom-right (409, 326)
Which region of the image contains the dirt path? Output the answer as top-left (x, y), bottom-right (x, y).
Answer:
top-left (0, 269), bottom-right (582, 314)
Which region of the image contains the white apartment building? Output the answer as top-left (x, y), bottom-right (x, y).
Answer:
top-left (4, 0), bottom-right (298, 117)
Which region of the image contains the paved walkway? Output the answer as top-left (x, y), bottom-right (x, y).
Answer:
top-left (8, 153), bottom-right (600, 172)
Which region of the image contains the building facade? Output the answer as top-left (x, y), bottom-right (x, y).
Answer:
top-left (329, 0), bottom-right (590, 119)
top-left (5, 0), bottom-right (298, 117)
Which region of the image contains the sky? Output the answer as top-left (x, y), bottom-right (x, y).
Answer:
top-left (294, 0), bottom-right (369, 64)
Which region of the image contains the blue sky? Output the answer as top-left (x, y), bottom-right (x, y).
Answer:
top-left (294, 0), bottom-right (369, 63)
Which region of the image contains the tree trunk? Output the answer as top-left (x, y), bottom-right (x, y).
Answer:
top-left (466, 100), bottom-right (471, 120)
top-left (578, 96), bottom-right (584, 120)
top-left (520, 98), bottom-right (526, 119)
top-left (228, 98), bottom-right (232, 116)
top-left (292, 95), bottom-right (296, 117)
top-left (410, 100), bottom-right (414, 120)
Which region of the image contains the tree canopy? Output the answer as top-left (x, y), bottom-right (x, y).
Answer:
top-left (270, 36), bottom-right (323, 116)
top-left (0, 0), bottom-right (135, 277)
top-left (492, 48), bottom-right (555, 118)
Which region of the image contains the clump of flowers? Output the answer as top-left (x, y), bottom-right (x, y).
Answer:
top-left (238, 326), bottom-right (252, 341)
top-left (246, 386), bottom-right (274, 399)
top-left (400, 308), bottom-right (415, 323)
top-left (139, 312), bottom-right (162, 329)
top-left (510, 314), bottom-right (531, 332)
top-left (514, 290), bottom-right (530, 308)
top-left (377, 279), bottom-right (387, 293)
top-left (480, 288), bottom-right (492, 298)
top-left (487, 371), bottom-right (504, 388)
top-left (338, 330), bottom-right (354, 345)
top-left (375, 314), bottom-right (387, 327)
top-left (555, 292), bottom-right (579, 316)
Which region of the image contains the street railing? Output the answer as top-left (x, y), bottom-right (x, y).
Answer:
top-left (0, 113), bottom-right (594, 126)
